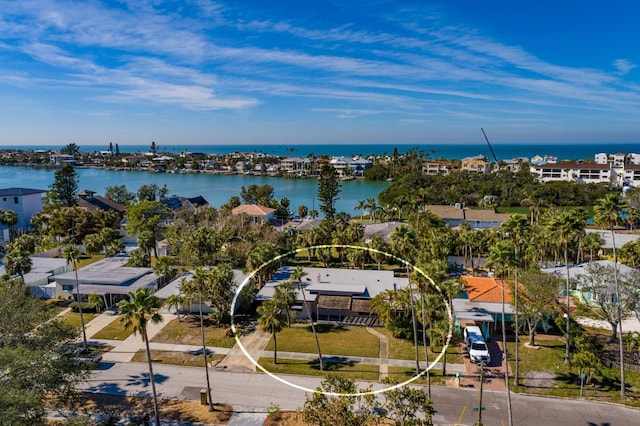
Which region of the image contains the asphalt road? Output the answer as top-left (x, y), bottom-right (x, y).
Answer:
top-left (81, 361), bottom-right (640, 425)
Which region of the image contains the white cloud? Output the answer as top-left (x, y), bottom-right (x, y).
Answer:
top-left (613, 59), bottom-right (637, 75)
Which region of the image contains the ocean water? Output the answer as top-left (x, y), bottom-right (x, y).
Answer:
top-left (4, 142), bottom-right (640, 160)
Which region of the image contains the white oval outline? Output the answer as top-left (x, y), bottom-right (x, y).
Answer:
top-left (229, 244), bottom-right (453, 397)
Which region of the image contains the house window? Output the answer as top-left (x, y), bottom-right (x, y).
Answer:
top-left (14, 197), bottom-right (18, 204)
top-left (62, 285), bottom-right (73, 291)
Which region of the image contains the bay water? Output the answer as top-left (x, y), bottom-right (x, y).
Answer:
top-left (2, 166), bottom-right (389, 215)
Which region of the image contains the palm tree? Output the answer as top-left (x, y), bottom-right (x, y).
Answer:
top-left (118, 288), bottom-right (164, 425)
top-left (273, 281), bottom-right (296, 327)
top-left (63, 245), bottom-right (88, 350)
top-left (354, 199), bottom-right (367, 221)
top-left (0, 209), bottom-right (18, 241)
top-left (487, 240), bottom-right (515, 426)
top-left (594, 194), bottom-right (626, 398)
top-left (291, 266), bottom-right (324, 370)
top-left (365, 198), bottom-right (377, 222)
top-left (257, 299), bottom-right (285, 364)
top-left (500, 214), bottom-right (529, 387)
top-left (3, 248), bottom-right (32, 281)
top-left (164, 293), bottom-right (186, 321)
top-left (391, 226), bottom-right (420, 374)
top-left (88, 292), bottom-right (105, 313)
top-left (546, 209), bottom-right (585, 365)
top-left (192, 267), bottom-right (216, 412)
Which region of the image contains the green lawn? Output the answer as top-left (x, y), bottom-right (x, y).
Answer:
top-left (508, 333), bottom-right (640, 406)
top-left (265, 324), bottom-right (380, 358)
top-left (91, 319), bottom-right (134, 340)
top-left (376, 327), bottom-right (464, 364)
top-left (61, 312), bottom-right (99, 330)
top-left (259, 357), bottom-right (380, 381)
top-left (151, 317), bottom-right (237, 348)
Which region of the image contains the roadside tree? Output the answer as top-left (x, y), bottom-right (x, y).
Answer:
top-left (0, 276), bottom-right (90, 424)
top-left (593, 193), bottom-right (627, 397)
top-left (257, 299), bottom-right (285, 364)
top-left (63, 244), bottom-right (88, 349)
top-left (117, 288), bottom-right (164, 426)
top-left (303, 374), bottom-right (381, 426)
top-left (513, 269), bottom-right (560, 346)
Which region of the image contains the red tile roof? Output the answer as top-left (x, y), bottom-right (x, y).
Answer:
top-left (462, 276), bottom-right (513, 304)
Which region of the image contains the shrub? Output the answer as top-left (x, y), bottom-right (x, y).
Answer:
top-left (69, 301), bottom-right (97, 313)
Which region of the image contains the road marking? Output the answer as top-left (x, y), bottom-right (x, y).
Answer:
top-left (456, 404), bottom-right (466, 425)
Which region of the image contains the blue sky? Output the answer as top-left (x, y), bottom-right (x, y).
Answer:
top-left (2, 0), bottom-right (640, 146)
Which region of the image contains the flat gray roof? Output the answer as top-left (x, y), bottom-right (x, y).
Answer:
top-left (54, 257), bottom-right (153, 286)
top-left (256, 266), bottom-right (408, 303)
top-left (541, 259), bottom-right (636, 280)
top-left (452, 298), bottom-right (497, 323)
top-left (80, 272), bottom-right (159, 296)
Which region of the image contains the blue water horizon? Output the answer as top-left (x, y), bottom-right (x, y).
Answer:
top-left (4, 142), bottom-right (640, 161)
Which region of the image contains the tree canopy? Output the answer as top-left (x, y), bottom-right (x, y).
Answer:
top-left (49, 165), bottom-right (78, 207)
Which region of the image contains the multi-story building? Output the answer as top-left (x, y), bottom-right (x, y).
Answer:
top-left (461, 155), bottom-right (491, 173)
top-left (530, 162), bottom-right (613, 185)
top-left (0, 187), bottom-right (45, 244)
top-left (422, 160), bottom-right (452, 175)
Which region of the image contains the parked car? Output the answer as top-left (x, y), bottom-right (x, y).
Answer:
top-left (56, 345), bottom-right (103, 365)
top-left (464, 325), bottom-right (491, 364)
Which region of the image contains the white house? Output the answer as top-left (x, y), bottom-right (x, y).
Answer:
top-left (529, 162), bottom-right (613, 184)
top-left (256, 266), bottom-right (409, 323)
top-left (0, 187), bottom-right (46, 244)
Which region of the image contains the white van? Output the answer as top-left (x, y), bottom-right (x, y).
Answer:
top-left (464, 326), bottom-right (491, 364)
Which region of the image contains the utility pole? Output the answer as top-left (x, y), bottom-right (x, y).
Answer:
top-left (476, 361), bottom-right (485, 426)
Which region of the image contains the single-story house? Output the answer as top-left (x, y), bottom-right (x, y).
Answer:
top-left (0, 255), bottom-right (71, 299)
top-left (363, 221), bottom-right (403, 243)
top-left (424, 205), bottom-right (511, 229)
top-left (453, 276), bottom-right (515, 338)
top-left (255, 266), bottom-right (409, 323)
top-left (541, 260), bottom-right (637, 304)
top-left (154, 269), bottom-right (248, 314)
top-left (231, 204), bottom-right (276, 224)
top-left (52, 256), bottom-right (159, 307)
top-left (77, 189), bottom-right (127, 214)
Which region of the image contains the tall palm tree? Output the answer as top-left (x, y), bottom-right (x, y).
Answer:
top-left (487, 240), bottom-right (515, 426)
top-left (391, 226), bottom-right (420, 374)
top-left (291, 266), bottom-right (324, 370)
top-left (192, 267), bottom-right (216, 412)
top-left (63, 245), bottom-right (87, 349)
top-left (547, 209), bottom-right (586, 365)
top-left (365, 198), bottom-right (377, 222)
top-left (118, 288), bottom-right (164, 426)
top-left (257, 299), bottom-right (285, 364)
top-left (354, 199), bottom-right (367, 221)
top-left (594, 194), bottom-right (626, 398)
top-left (500, 214), bottom-right (529, 386)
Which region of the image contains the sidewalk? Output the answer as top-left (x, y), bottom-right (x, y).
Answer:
top-left (102, 313), bottom-right (175, 363)
top-left (217, 327), bottom-right (272, 373)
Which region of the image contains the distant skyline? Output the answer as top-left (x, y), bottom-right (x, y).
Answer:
top-left (2, 1), bottom-right (640, 146)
